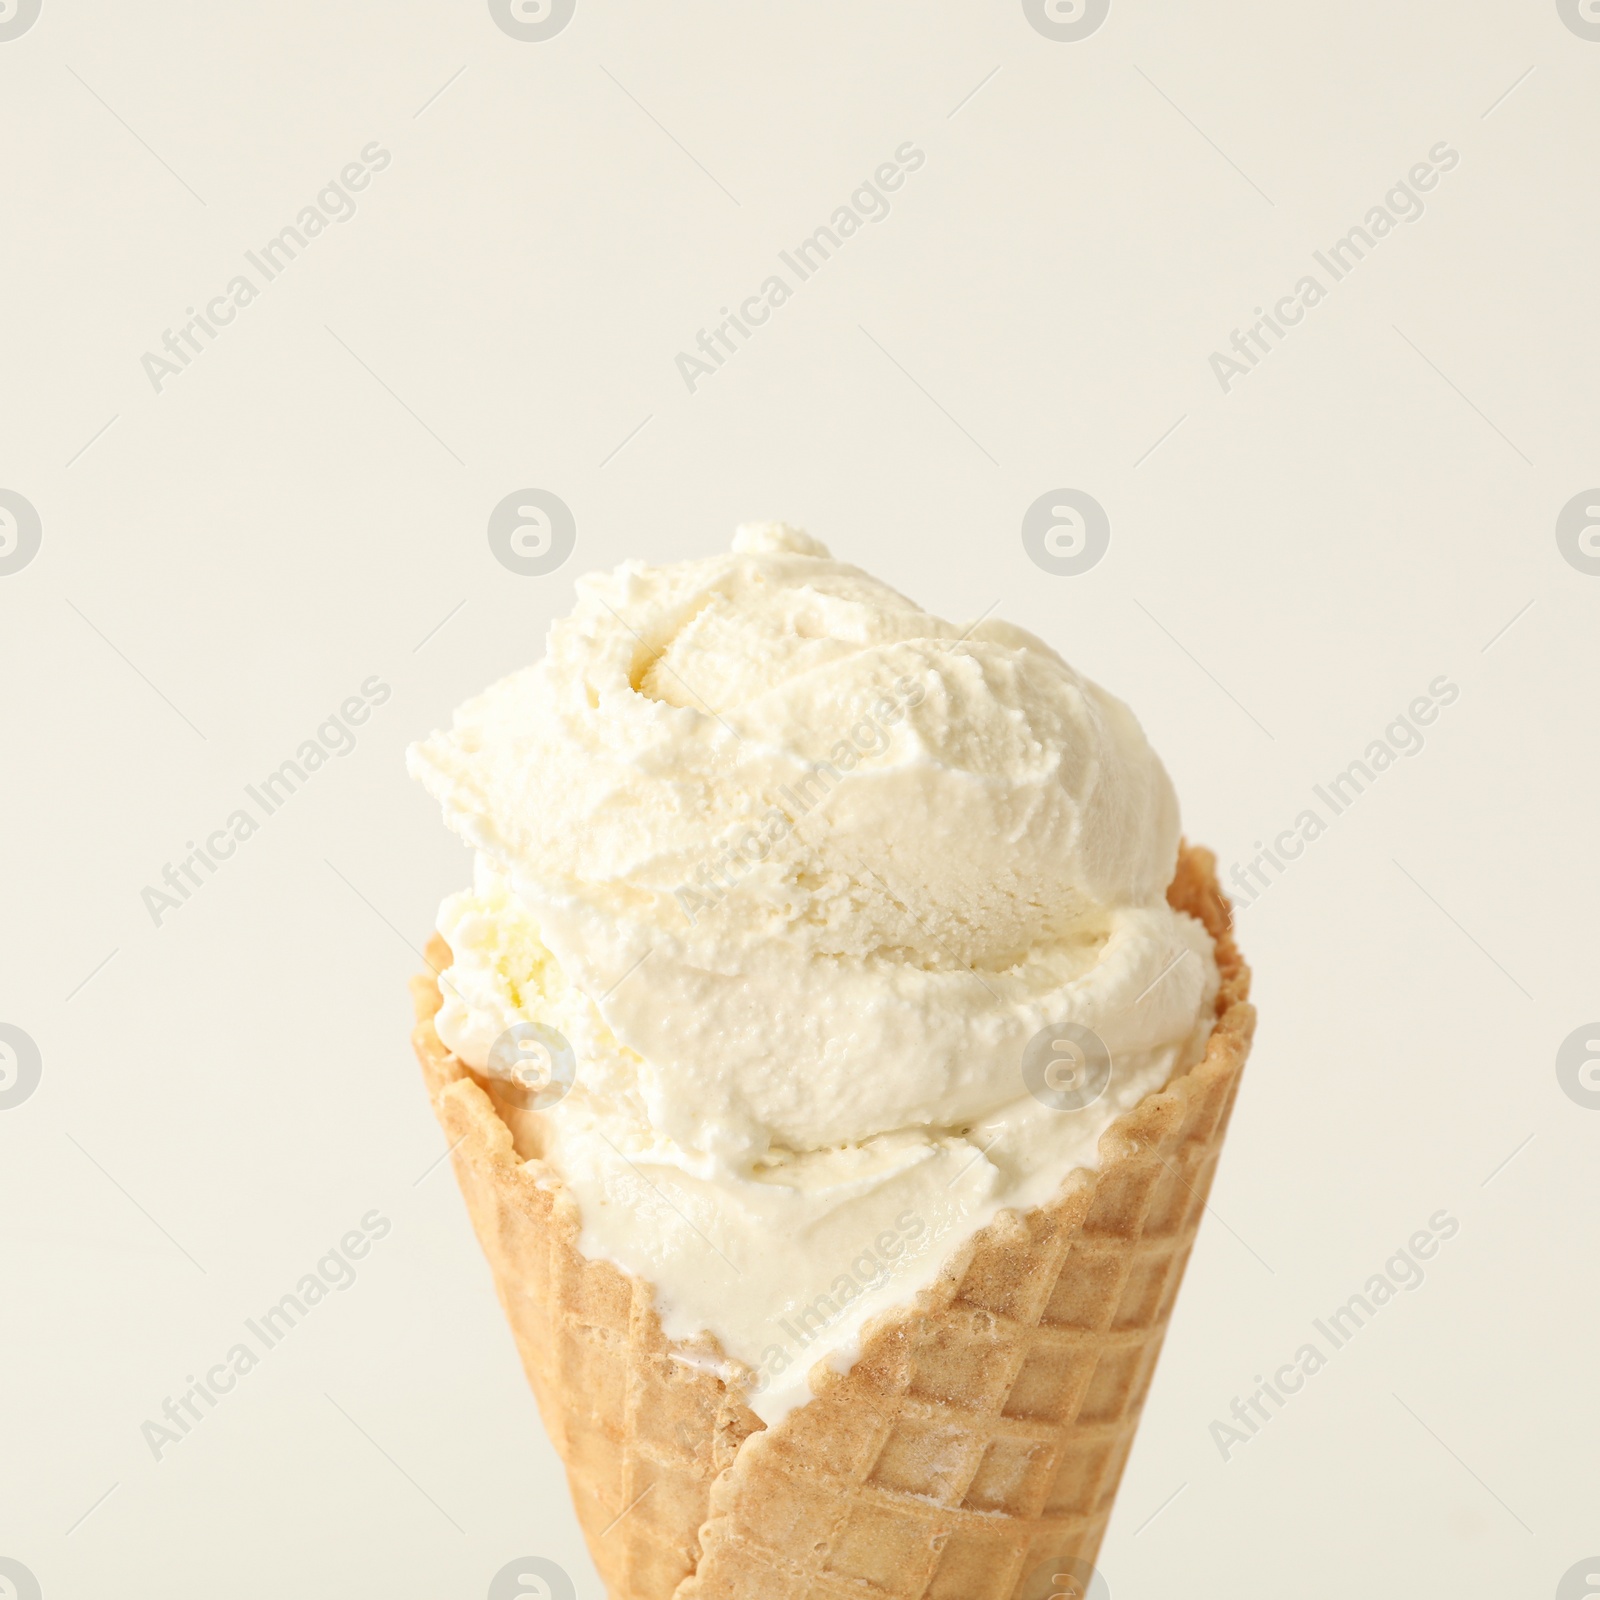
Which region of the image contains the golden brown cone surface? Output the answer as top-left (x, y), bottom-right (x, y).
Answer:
top-left (411, 844), bottom-right (1253, 1600)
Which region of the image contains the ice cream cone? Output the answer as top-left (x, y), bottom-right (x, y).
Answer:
top-left (411, 843), bottom-right (1253, 1600)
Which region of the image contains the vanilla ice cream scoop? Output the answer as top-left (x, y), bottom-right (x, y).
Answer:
top-left (410, 525), bottom-right (1217, 1419)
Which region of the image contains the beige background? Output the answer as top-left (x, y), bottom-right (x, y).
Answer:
top-left (2, 1), bottom-right (1598, 1596)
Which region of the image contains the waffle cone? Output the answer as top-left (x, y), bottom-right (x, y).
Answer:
top-left (411, 843), bottom-right (1253, 1600)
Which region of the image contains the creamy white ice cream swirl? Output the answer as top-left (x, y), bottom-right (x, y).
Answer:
top-left (410, 524), bottom-right (1217, 1420)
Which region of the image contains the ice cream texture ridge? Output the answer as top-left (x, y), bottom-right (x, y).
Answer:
top-left (408, 522), bottom-right (1219, 1422)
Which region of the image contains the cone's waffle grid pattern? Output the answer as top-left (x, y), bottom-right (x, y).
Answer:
top-left (411, 844), bottom-right (1253, 1600)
